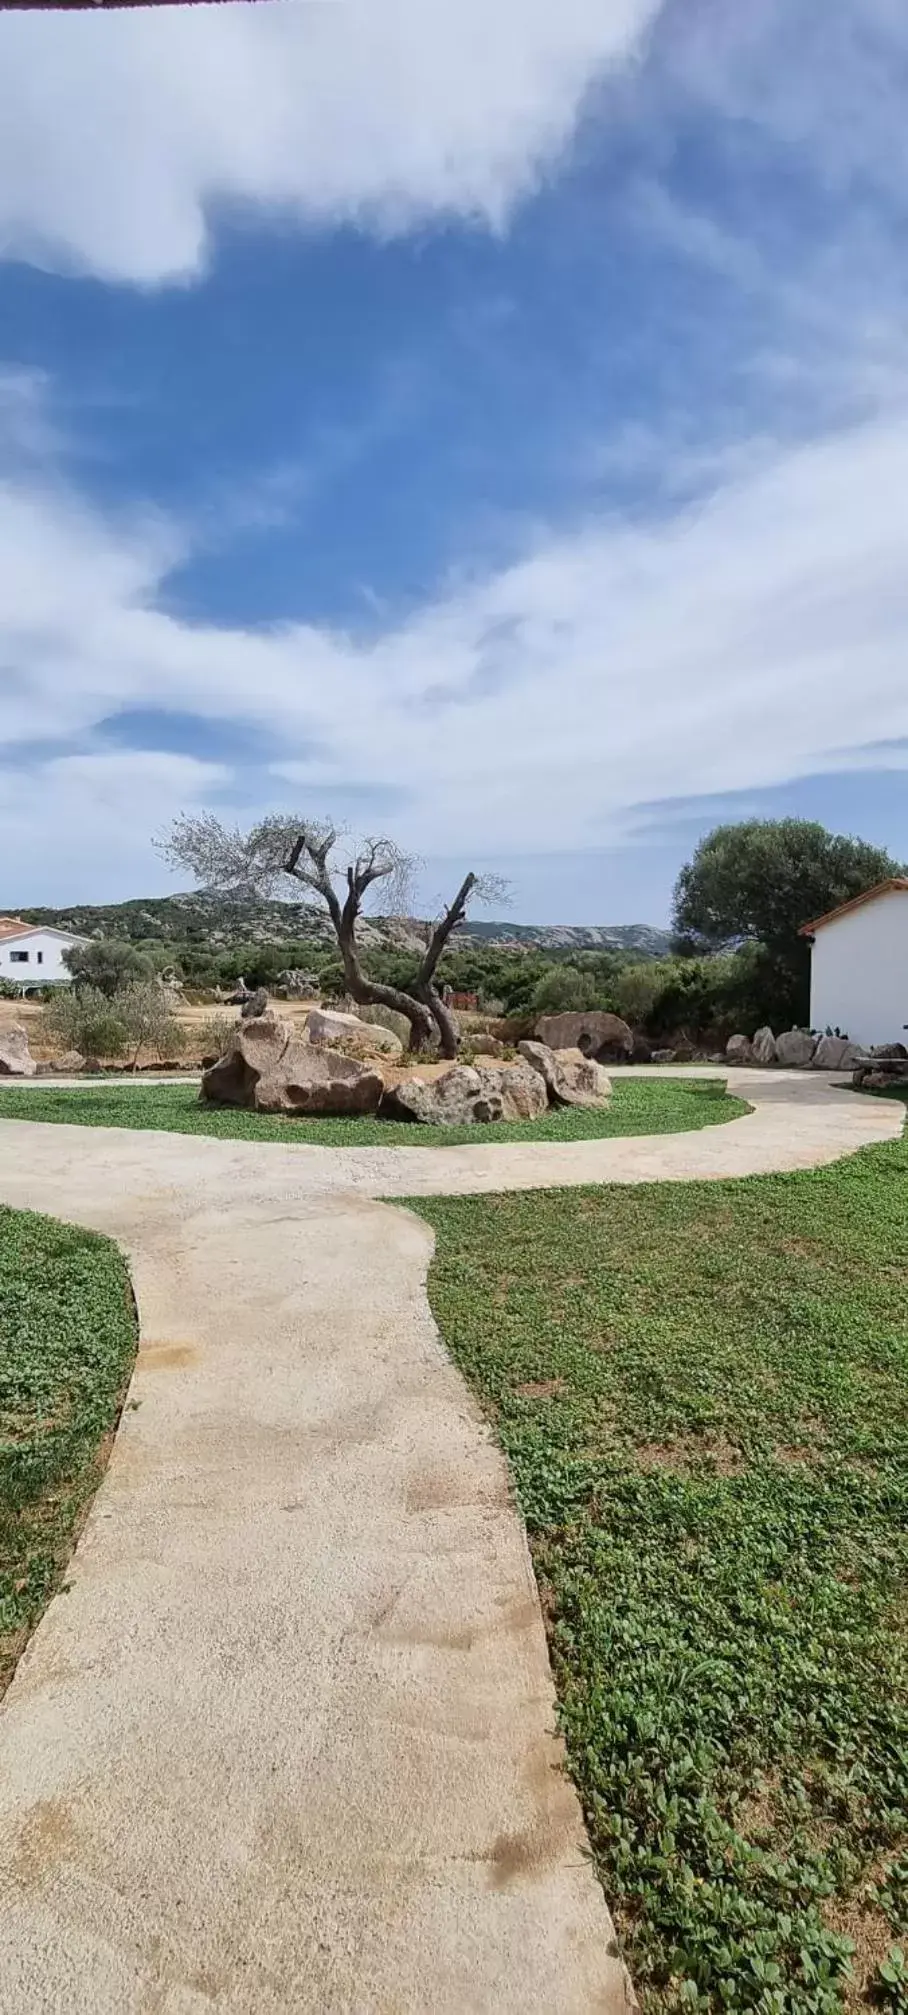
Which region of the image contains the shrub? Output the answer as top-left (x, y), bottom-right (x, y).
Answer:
top-left (195, 1012), bottom-right (237, 1062)
top-left (45, 985), bottom-right (130, 1061)
top-left (531, 966), bottom-right (601, 1016)
top-left (612, 963), bottom-right (662, 1027)
top-left (62, 938), bottom-right (154, 998)
top-left (115, 981), bottom-right (187, 1069)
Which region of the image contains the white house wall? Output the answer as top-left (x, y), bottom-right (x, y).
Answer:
top-left (0, 931), bottom-right (81, 986)
top-left (809, 890), bottom-right (908, 1048)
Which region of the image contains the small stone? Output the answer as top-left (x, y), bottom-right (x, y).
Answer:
top-left (725, 1034), bottom-right (755, 1065)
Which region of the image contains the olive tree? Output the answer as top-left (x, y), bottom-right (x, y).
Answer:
top-left (157, 813), bottom-right (508, 1057)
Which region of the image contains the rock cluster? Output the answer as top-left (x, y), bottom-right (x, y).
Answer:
top-left (725, 1027), bottom-right (866, 1070)
top-left (201, 1013), bottom-right (384, 1116)
top-left (200, 1019), bottom-right (611, 1127)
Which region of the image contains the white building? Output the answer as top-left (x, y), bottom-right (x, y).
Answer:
top-left (0, 918), bottom-right (89, 992)
top-left (801, 878), bottom-right (908, 1049)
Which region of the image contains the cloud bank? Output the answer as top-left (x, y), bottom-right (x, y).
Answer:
top-left (0, 0), bottom-right (657, 284)
top-left (3, 379), bottom-right (908, 900)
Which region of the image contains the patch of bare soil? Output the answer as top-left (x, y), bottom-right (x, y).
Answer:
top-left (633, 1433), bottom-right (746, 1476)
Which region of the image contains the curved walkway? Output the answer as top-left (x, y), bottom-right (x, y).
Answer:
top-left (0, 1072), bottom-right (901, 2014)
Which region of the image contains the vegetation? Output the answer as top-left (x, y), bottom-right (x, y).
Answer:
top-left (45, 979), bottom-right (186, 1068)
top-left (63, 936), bottom-right (155, 996)
top-left (13, 815), bottom-right (903, 1046)
top-left (0, 1207), bottom-right (137, 1693)
top-left (674, 820), bottom-right (904, 1027)
top-left (14, 890), bottom-right (669, 958)
top-left (0, 1078), bottom-right (746, 1149)
top-left (46, 983), bottom-right (133, 1061)
top-left (158, 811), bottom-right (510, 1056)
top-left (411, 1132), bottom-right (908, 2010)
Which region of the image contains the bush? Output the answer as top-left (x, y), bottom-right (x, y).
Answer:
top-left (195, 1012), bottom-right (238, 1061)
top-left (116, 981), bottom-right (187, 1069)
top-left (62, 938), bottom-right (154, 997)
top-left (611, 963), bottom-right (662, 1027)
top-left (531, 966), bottom-right (601, 1016)
top-left (45, 980), bottom-right (187, 1068)
top-left (45, 985), bottom-right (130, 1061)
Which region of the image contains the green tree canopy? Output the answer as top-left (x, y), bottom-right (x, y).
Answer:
top-left (62, 938), bottom-right (154, 998)
top-left (672, 819), bottom-right (903, 1024)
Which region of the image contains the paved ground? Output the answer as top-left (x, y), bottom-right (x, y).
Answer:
top-left (0, 1071), bottom-right (901, 2014)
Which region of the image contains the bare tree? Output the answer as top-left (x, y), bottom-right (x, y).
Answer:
top-left (411, 872), bottom-right (511, 1054)
top-left (157, 813), bottom-right (508, 1055)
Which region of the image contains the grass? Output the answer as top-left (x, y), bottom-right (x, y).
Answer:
top-left (0, 1076), bottom-right (747, 1147)
top-left (0, 1207), bottom-right (137, 1694)
top-left (410, 1129), bottom-right (908, 2012)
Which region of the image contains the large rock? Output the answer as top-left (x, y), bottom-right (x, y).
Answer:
top-left (381, 1065), bottom-right (505, 1127)
top-left (357, 1005), bottom-right (414, 1049)
top-left (812, 1034), bottom-right (862, 1071)
top-left (533, 1010), bottom-right (633, 1061)
top-left (201, 1012), bottom-right (291, 1105)
top-left (473, 1060), bottom-right (549, 1121)
top-left (256, 1047), bottom-right (383, 1117)
top-left (752, 1026), bottom-right (777, 1066)
top-left (725, 1034), bottom-right (755, 1065)
top-left (57, 1050), bottom-right (87, 1074)
top-left (518, 1040), bottom-right (611, 1108)
top-left (200, 1013), bottom-right (383, 1117)
top-left (775, 1028), bottom-right (817, 1068)
top-left (0, 1025), bottom-right (37, 1078)
top-left (306, 1007), bottom-right (403, 1059)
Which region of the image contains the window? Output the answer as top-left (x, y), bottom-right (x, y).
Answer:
top-left (37, 951), bottom-right (44, 965)
top-left (10, 950), bottom-right (29, 963)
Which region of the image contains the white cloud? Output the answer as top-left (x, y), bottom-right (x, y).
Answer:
top-left (0, 0), bottom-right (657, 284)
top-left (0, 751), bottom-right (227, 903)
top-left (3, 395), bottom-right (908, 901)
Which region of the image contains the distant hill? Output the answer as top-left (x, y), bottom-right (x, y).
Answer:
top-left (461, 920), bottom-right (672, 955)
top-left (13, 893), bottom-right (672, 959)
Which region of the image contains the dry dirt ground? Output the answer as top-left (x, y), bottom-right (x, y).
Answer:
top-left (0, 998), bottom-right (470, 1082)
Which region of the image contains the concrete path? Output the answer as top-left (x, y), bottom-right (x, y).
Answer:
top-left (0, 1072), bottom-right (901, 2014)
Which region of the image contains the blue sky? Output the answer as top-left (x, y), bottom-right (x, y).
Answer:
top-left (1, 0), bottom-right (907, 923)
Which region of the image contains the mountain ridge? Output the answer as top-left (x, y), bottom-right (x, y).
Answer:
top-left (11, 893), bottom-right (673, 958)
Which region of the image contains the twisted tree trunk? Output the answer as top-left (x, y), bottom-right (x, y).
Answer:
top-left (413, 874), bottom-right (477, 1057)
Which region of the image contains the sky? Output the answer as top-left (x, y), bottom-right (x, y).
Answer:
top-left (1, 0), bottom-right (907, 926)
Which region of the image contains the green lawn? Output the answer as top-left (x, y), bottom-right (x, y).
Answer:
top-left (0, 1208), bottom-right (137, 1694)
top-left (0, 1076), bottom-right (747, 1147)
top-left (411, 1129), bottom-right (908, 2011)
